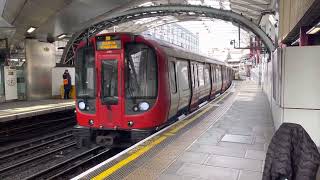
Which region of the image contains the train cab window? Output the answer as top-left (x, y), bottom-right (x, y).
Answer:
top-left (198, 64), bottom-right (204, 87)
top-left (75, 43), bottom-right (95, 98)
top-left (169, 61), bottom-right (177, 93)
top-left (75, 42), bottom-right (96, 113)
top-left (125, 43), bottom-right (157, 99)
top-left (101, 60), bottom-right (118, 98)
top-left (125, 43), bottom-right (157, 114)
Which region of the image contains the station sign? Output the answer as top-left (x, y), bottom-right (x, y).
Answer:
top-left (96, 35), bottom-right (121, 50)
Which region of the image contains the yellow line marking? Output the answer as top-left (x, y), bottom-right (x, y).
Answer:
top-left (170, 104), bottom-right (213, 133)
top-left (92, 136), bottom-right (167, 180)
top-left (92, 92), bottom-right (231, 180)
top-left (163, 132), bottom-right (175, 136)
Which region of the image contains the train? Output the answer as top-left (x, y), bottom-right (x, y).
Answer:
top-left (73, 32), bottom-right (233, 147)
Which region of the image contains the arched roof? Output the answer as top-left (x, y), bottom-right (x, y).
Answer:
top-left (61, 4), bottom-right (275, 64)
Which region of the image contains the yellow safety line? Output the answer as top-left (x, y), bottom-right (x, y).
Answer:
top-left (92, 136), bottom-right (167, 180)
top-left (92, 92), bottom-right (230, 180)
top-left (169, 104), bottom-right (213, 133)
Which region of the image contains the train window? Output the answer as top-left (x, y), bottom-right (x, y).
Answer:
top-left (180, 61), bottom-right (189, 90)
top-left (198, 64), bottom-right (204, 86)
top-left (212, 65), bottom-right (216, 84)
top-left (125, 43), bottom-right (157, 99)
top-left (101, 60), bottom-right (118, 97)
top-left (169, 61), bottom-right (177, 93)
top-left (216, 67), bottom-right (221, 83)
top-left (192, 64), bottom-right (195, 88)
top-left (204, 65), bottom-right (210, 85)
top-left (196, 64), bottom-right (199, 87)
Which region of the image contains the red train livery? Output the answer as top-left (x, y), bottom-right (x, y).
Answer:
top-left (74, 32), bottom-right (233, 147)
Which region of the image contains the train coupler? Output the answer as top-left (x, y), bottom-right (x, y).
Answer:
top-left (96, 133), bottom-right (119, 147)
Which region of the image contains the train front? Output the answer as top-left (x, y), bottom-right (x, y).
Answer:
top-left (74, 33), bottom-right (170, 146)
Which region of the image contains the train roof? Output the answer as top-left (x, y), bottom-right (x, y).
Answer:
top-left (94, 32), bottom-right (228, 66)
top-left (141, 34), bottom-right (226, 66)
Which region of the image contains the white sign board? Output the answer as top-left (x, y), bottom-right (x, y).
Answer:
top-left (4, 66), bottom-right (18, 100)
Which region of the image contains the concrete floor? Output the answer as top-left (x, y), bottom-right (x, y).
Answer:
top-left (157, 81), bottom-right (274, 180)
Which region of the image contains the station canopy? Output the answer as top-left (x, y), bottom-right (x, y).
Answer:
top-left (105, 0), bottom-right (273, 33)
top-left (0, 0), bottom-right (274, 48)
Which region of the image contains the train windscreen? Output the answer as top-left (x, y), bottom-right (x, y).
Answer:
top-left (101, 60), bottom-right (118, 98)
top-left (124, 43), bottom-right (157, 114)
top-left (75, 43), bottom-right (96, 114)
top-left (125, 43), bottom-right (157, 99)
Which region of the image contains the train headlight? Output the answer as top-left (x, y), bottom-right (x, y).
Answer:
top-left (138, 102), bottom-right (150, 111)
top-left (88, 119), bottom-right (94, 126)
top-left (78, 101), bottom-right (86, 110)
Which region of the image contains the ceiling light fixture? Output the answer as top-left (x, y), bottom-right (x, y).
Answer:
top-left (27, 27), bottom-right (36, 33)
top-left (57, 34), bottom-right (67, 39)
top-left (306, 23), bottom-right (320, 35)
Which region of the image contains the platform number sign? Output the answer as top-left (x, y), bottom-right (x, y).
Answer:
top-left (4, 66), bottom-right (18, 100)
top-left (6, 70), bottom-right (17, 86)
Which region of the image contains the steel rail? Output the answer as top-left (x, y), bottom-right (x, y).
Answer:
top-left (0, 134), bottom-right (73, 161)
top-left (23, 146), bottom-right (108, 180)
top-left (0, 116), bottom-right (74, 135)
top-left (0, 142), bottom-right (76, 174)
top-left (0, 129), bottom-right (73, 155)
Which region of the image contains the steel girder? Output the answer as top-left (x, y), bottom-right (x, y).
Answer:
top-left (61, 4), bottom-right (275, 65)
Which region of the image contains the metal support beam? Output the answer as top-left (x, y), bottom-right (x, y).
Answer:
top-left (61, 4), bottom-right (275, 65)
top-left (238, 23), bottom-right (241, 48)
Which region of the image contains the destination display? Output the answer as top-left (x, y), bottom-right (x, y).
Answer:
top-left (96, 35), bottom-right (122, 50)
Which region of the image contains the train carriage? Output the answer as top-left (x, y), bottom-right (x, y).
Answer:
top-left (74, 32), bottom-right (233, 147)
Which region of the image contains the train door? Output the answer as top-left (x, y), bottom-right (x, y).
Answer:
top-left (189, 62), bottom-right (199, 111)
top-left (168, 59), bottom-right (180, 119)
top-left (97, 54), bottom-right (123, 128)
top-left (176, 60), bottom-right (191, 114)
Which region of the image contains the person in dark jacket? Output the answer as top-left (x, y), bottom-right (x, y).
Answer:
top-left (262, 123), bottom-right (320, 180)
top-left (63, 70), bottom-right (72, 99)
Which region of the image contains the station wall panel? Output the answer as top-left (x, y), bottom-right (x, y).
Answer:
top-left (284, 108), bottom-right (320, 146)
top-left (262, 46), bottom-right (320, 146)
top-left (283, 46), bottom-right (320, 109)
top-left (25, 39), bottom-right (55, 100)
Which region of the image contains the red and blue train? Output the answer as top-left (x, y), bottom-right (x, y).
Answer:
top-left (74, 32), bottom-right (233, 147)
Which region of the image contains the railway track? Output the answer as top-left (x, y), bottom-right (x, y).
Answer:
top-left (0, 140), bottom-right (78, 179)
top-left (0, 110), bottom-right (76, 144)
top-left (0, 128), bottom-right (73, 156)
top-left (0, 126), bottom-right (122, 180)
top-left (23, 147), bottom-right (114, 180)
top-left (0, 143), bottom-right (119, 180)
top-left (0, 132), bottom-right (74, 163)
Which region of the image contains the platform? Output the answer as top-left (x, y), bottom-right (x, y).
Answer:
top-left (0, 99), bottom-right (75, 122)
top-left (72, 81), bottom-right (319, 180)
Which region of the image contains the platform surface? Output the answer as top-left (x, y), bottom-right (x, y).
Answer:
top-left (74, 81), bottom-right (320, 180)
top-left (123, 81), bottom-right (273, 180)
top-left (0, 99), bottom-right (75, 122)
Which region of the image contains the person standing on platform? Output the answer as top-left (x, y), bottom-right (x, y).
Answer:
top-left (63, 69), bottom-right (72, 99)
